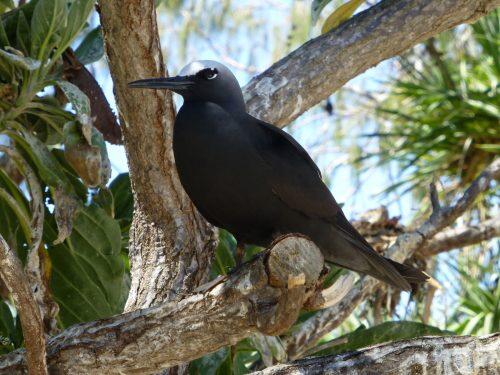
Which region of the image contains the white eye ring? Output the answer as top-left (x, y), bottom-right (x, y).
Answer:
top-left (206, 71), bottom-right (218, 80)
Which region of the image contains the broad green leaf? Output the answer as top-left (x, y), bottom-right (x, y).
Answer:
top-left (30, 0), bottom-right (67, 59)
top-left (321, 0), bottom-right (364, 34)
top-left (0, 14), bottom-right (9, 49)
top-left (0, 169), bottom-right (31, 245)
top-left (0, 301), bottom-right (16, 354)
top-left (0, 48), bottom-right (40, 70)
top-left (312, 321), bottom-right (452, 357)
top-left (0, 0), bottom-right (14, 14)
top-left (1, 1), bottom-right (38, 42)
top-left (12, 129), bottom-right (71, 190)
top-left (109, 173), bottom-right (133, 226)
top-left (92, 187), bottom-right (114, 218)
top-left (58, 0), bottom-right (95, 54)
top-left (45, 204), bottom-right (127, 327)
top-left (15, 11), bottom-right (30, 56)
top-left (212, 229), bottom-right (236, 276)
top-left (10, 130), bottom-right (81, 243)
top-left (74, 26), bottom-right (104, 65)
top-left (189, 347), bottom-right (230, 375)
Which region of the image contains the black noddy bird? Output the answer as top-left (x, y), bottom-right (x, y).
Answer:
top-left (129, 60), bottom-right (428, 290)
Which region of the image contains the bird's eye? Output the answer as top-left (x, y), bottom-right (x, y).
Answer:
top-left (202, 68), bottom-right (218, 80)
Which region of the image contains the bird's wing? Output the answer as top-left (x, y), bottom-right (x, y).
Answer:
top-left (252, 117), bottom-right (339, 221)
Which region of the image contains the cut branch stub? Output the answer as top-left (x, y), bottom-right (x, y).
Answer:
top-left (253, 235), bottom-right (324, 335)
top-left (266, 235), bottom-right (324, 289)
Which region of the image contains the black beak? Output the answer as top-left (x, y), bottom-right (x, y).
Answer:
top-left (128, 76), bottom-right (194, 91)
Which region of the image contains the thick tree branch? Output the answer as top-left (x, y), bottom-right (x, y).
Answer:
top-left (418, 215), bottom-right (500, 256)
top-left (243, 0), bottom-right (499, 126)
top-left (253, 334), bottom-right (500, 375)
top-left (284, 159), bottom-right (500, 359)
top-left (98, 0), bottom-right (216, 311)
top-left (0, 237), bottom-right (324, 374)
top-left (0, 235), bottom-right (47, 375)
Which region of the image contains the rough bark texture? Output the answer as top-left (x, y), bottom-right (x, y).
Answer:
top-left (253, 334), bottom-right (500, 375)
top-left (242, 0), bottom-right (500, 127)
top-left (0, 237), bottom-right (323, 375)
top-left (284, 160), bottom-right (500, 359)
top-left (0, 235), bottom-right (47, 375)
top-left (418, 215), bottom-right (500, 256)
top-left (98, 0), bottom-right (216, 311)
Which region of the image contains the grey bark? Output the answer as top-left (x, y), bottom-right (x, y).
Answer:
top-left (98, 0), bottom-right (216, 311)
top-left (418, 215), bottom-right (500, 256)
top-left (243, 0), bottom-right (500, 127)
top-left (252, 334), bottom-right (500, 375)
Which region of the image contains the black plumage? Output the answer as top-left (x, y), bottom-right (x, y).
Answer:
top-left (129, 60), bottom-right (428, 290)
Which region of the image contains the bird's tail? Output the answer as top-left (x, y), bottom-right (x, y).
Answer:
top-left (316, 213), bottom-right (429, 291)
top-left (384, 258), bottom-right (429, 286)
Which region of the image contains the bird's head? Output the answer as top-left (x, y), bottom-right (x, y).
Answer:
top-left (128, 60), bottom-right (246, 112)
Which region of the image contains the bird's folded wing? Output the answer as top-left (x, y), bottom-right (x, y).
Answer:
top-left (253, 118), bottom-right (339, 222)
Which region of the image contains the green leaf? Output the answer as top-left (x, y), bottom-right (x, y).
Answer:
top-left (0, 0), bottom-right (15, 13)
top-left (0, 48), bottom-right (40, 70)
top-left (9, 129), bottom-right (81, 243)
top-left (58, 0), bottom-right (95, 54)
top-left (56, 80), bottom-right (92, 135)
top-left (45, 204), bottom-right (127, 327)
top-left (12, 129), bottom-right (71, 190)
top-left (0, 301), bottom-right (15, 354)
top-left (92, 187), bottom-right (114, 218)
top-left (74, 26), bottom-right (104, 65)
top-left (212, 230), bottom-right (236, 276)
top-left (15, 11), bottom-right (30, 56)
top-left (321, 0), bottom-right (364, 34)
top-left (0, 17), bottom-right (10, 48)
top-left (30, 0), bottom-right (67, 59)
top-left (189, 347), bottom-right (230, 375)
top-left (108, 173), bottom-right (133, 225)
top-left (313, 321), bottom-right (452, 357)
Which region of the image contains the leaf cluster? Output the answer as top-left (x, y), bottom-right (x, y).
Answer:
top-left (365, 11), bottom-right (499, 197)
top-left (0, 0), bottom-right (128, 347)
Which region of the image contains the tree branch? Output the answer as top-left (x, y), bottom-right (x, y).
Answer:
top-left (98, 0), bottom-right (216, 311)
top-left (0, 237), bottom-right (324, 374)
top-left (242, 0), bottom-right (499, 127)
top-left (284, 159), bottom-right (500, 359)
top-left (253, 334), bottom-right (500, 374)
top-left (0, 235), bottom-right (47, 375)
top-left (418, 215), bottom-right (500, 256)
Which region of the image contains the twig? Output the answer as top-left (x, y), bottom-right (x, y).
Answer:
top-left (0, 235), bottom-right (47, 375)
top-left (418, 215), bottom-right (500, 256)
